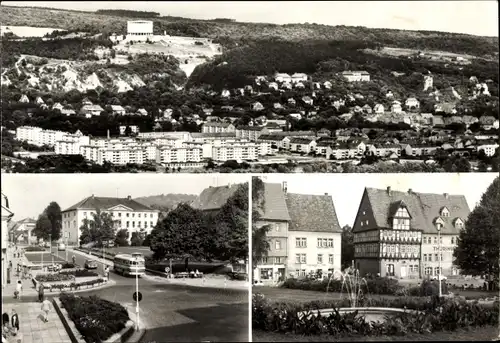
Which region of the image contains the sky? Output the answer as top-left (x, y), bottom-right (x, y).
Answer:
top-left (2, 174), bottom-right (249, 221)
top-left (260, 173), bottom-right (498, 227)
top-left (2, 1), bottom-right (498, 37)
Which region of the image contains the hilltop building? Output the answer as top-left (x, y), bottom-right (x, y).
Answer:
top-left (126, 20), bottom-right (154, 41)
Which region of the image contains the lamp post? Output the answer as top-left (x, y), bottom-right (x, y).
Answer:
top-left (65, 232), bottom-right (68, 262)
top-left (135, 256), bottom-right (140, 331)
top-left (436, 223), bottom-right (442, 297)
top-left (49, 233), bottom-right (54, 266)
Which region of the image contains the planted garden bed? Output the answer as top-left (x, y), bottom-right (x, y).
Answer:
top-left (59, 269), bottom-right (99, 277)
top-left (59, 292), bottom-right (129, 343)
top-left (24, 246), bottom-right (45, 252)
top-left (253, 293), bottom-right (499, 337)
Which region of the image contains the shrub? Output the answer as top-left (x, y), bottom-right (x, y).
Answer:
top-left (61, 263), bottom-right (76, 269)
top-left (420, 279), bottom-right (448, 296)
top-left (60, 269), bottom-right (99, 277)
top-left (252, 293), bottom-right (499, 337)
top-left (59, 292), bottom-right (129, 343)
top-left (24, 246), bottom-right (45, 252)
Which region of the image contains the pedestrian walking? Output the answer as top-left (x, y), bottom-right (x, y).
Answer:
top-left (72, 255), bottom-right (76, 265)
top-left (38, 283), bottom-right (45, 302)
top-left (10, 310), bottom-right (19, 332)
top-left (15, 280), bottom-right (23, 300)
top-left (104, 266), bottom-right (110, 281)
top-left (41, 298), bottom-right (52, 323)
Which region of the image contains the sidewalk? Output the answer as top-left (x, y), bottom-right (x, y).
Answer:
top-left (2, 253), bottom-right (38, 298)
top-left (1, 302), bottom-right (72, 343)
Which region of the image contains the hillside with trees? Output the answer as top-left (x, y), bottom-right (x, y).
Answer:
top-left (134, 194), bottom-right (198, 212)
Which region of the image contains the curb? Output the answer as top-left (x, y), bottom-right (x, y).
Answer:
top-left (104, 320), bottom-right (135, 343)
top-left (122, 308), bottom-right (146, 343)
top-left (40, 279), bottom-right (117, 295)
top-left (52, 297), bottom-right (86, 343)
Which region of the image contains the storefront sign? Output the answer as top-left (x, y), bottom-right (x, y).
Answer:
top-left (432, 246), bottom-right (455, 252)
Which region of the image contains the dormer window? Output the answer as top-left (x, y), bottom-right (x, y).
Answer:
top-left (395, 207), bottom-right (410, 218)
top-left (392, 204), bottom-right (411, 230)
top-left (454, 218), bottom-right (464, 230)
top-left (440, 207), bottom-right (450, 217)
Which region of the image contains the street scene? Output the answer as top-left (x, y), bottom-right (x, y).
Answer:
top-left (252, 173), bottom-right (500, 341)
top-left (2, 174), bottom-right (250, 343)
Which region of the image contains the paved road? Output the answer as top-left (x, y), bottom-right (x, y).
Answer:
top-left (59, 249), bottom-right (249, 342)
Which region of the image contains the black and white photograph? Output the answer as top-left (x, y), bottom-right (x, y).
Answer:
top-left (0, 1), bottom-right (498, 173)
top-left (1, 174), bottom-right (250, 342)
top-left (252, 173), bottom-right (499, 341)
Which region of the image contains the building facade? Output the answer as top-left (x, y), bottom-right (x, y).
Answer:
top-left (61, 195), bottom-right (160, 245)
top-left (127, 20), bottom-right (154, 40)
top-left (1, 193), bottom-right (14, 289)
top-left (254, 182), bottom-right (342, 283)
top-left (353, 187), bottom-right (470, 278)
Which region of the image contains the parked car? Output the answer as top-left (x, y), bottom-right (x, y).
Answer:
top-left (84, 260), bottom-right (98, 270)
top-left (431, 274), bottom-right (448, 281)
top-left (44, 242), bottom-right (50, 248)
top-left (58, 243), bottom-right (66, 251)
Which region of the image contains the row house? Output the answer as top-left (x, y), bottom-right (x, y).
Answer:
top-left (353, 187), bottom-right (470, 278)
top-left (62, 195), bottom-right (160, 245)
top-left (367, 143), bottom-right (402, 158)
top-left (342, 70), bottom-right (370, 82)
top-left (289, 137), bottom-right (317, 154)
top-left (202, 122), bottom-right (236, 134)
top-left (236, 126), bottom-right (269, 141)
top-left (401, 143), bottom-right (439, 157)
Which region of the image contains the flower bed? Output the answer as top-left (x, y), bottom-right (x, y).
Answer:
top-left (253, 293), bottom-right (499, 336)
top-left (282, 276), bottom-right (402, 295)
top-left (36, 273), bottom-right (74, 282)
top-left (37, 278), bottom-right (107, 292)
top-left (59, 269), bottom-right (99, 277)
top-left (61, 263), bottom-right (76, 269)
top-left (59, 292), bottom-right (129, 343)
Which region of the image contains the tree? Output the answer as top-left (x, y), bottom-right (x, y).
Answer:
top-left (77, 209), bottom-right (117, 247)
top-left (115, 229), bottom-right (129, 247)
top-left (34, 213), bottom-right (52, 241)
top-left (251, 177), bottom-right (271, 277)
top-left (341, 225), bottom-right (355, 270)
top-left (149, 203), bottom-right (208, 261)
top-left (45, 202), bottom-right (62, 241)
top-left (130, 230), bottom-right (145, 246)
top-left (454, 177), bottom-right (499, 288)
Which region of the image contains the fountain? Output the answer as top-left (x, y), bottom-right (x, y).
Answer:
top-left (298, 268), bottom-right (419, 323)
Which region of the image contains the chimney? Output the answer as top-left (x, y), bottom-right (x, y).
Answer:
top-left (107, 129), bottom-right (110, 139)
top-left (444, 193), bottom-right (449, 199)
top-left (91, 194), bottom-right (94, 198)
top-left (408, 189), bottom-right (412, 194)
top-left (324, 193), bottom-right (328, 196)
top-left (282, 181), bottom-right (288, 194)
top-left (387, 186), bottom-right (391, 195)
top-left (127, 195), bottom-right (131, 200)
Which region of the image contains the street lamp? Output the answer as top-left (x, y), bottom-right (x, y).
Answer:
top-left (135, 256), bottom-right (140, 331)
top-left (49, 233), bottom-right (54, 266)
top-left (435, 222), bottom-right (442, 297)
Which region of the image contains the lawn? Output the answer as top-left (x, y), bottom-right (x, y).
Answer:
top-left (253, 286), bottom-right (496, 303)
top-left (253, 326), bottom-right (500, 341)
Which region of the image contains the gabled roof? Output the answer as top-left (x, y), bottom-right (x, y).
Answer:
top-left (358, 187), bottom-right (470, 234)
top-left (110, 105), bottom-right (125, 111)
top-left (285, 193), bottom-right (341, 233)
top-left (290, 137), bottom-right (314, 144)
top-left (81, 105), bottom-right (104, 112)
top-left (191, 184), bottom-right (242, 211)
top-left (261, 183), bottom-right (290, 221)
top-left (63, 196), bottom-right (155, 212)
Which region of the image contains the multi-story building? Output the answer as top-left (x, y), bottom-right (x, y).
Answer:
top-left (61, 195), bottom-right (160, 245)
top-left (253, 182), bottom-right (342, 283)
top-left (285, 188), bottom-right (342, 279)
top-left (9, 218), bottom-right (36, 244)
top-left (211, 142), bottom-right (258, 162)
top-left (138, 131), bottom-right (192, 141)
top-left (236, 126), bottom-right (270, 141)
top-left (1, 193), bottom-right (14, 289)
top-left (55, 131), bottom-right (90, 155)
top-left (202, 122), bottom-right (236, 134)
top-left (156, 146), bottom-right (203, 164)
top-left (352, 187), bottom-right (470, 278)
top-left (16, 126), bottom-right (65, 147)
top-left (342, 71), bottom-right (370, 82)
top-left (254, 183), bottom-right (291, 283)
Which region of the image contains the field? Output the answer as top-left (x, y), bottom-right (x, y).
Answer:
top-left (1, 25), bottom-right (64, 37)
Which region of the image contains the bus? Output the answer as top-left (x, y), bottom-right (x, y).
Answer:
top-left (113, 253), bottom-right (146, 277)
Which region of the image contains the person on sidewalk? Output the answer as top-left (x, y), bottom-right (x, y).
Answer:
top-left (38, 283), bottom-right (45, 302)
top-left (41, 298), bottom-right (52, 323)
top-left (104, 266), bottom-right (110, 281)
top-left (72, 255), bottom-right (76, 265)
top-left (10, 310), bottom-right (19, 333)
top-left (15, 280), bottom-right (23, 300)
top-left (2, 312), bottom-right (9, 329)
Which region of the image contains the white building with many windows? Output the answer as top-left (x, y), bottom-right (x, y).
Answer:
top-left (126, 20), bottom-right (154, 41)
top-left (16, 126), bottom-right (65, 147)
top-left (61, 195), bottom-right (160, 245)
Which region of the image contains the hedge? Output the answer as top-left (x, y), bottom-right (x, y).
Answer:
top-left (253, 293), bottom-right (499, 336)
top-left (59, 269), bottom-right (99, 277)
top-left (59, 292), bottom-right (129, 343)
top-left (61, 263), bottom-right (76, 269)
top-left (44, 278), bottom-right (107, 291)
top-left (282, 277), bottom-right (448, 296)
top-left (24, 246), bottom-right (45, 252)
top-left (36, 274), bottom-right (74, 282)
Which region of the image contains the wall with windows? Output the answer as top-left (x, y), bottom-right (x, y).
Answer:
top-left (254, 220), bottom-right (289, 283)
top-left (287, 230), bottom-right (341, 278)
top-left (421, 233), bottom-right (460, 277)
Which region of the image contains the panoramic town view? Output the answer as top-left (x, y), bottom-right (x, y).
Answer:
top-left (252, 173), bottom-right (500, 341)
top-left (1, 1), bottom-right (499, 343)
top-left (2, 174), bottom-right (249, 342)
top-left (0, 1), bottom-right (498, 173)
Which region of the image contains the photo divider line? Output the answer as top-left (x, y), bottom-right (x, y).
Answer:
top-left (248, 175), bottom-right (253, 342)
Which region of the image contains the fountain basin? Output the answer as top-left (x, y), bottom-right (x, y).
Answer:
top-left (298, 307), bottom-right (421, 323)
